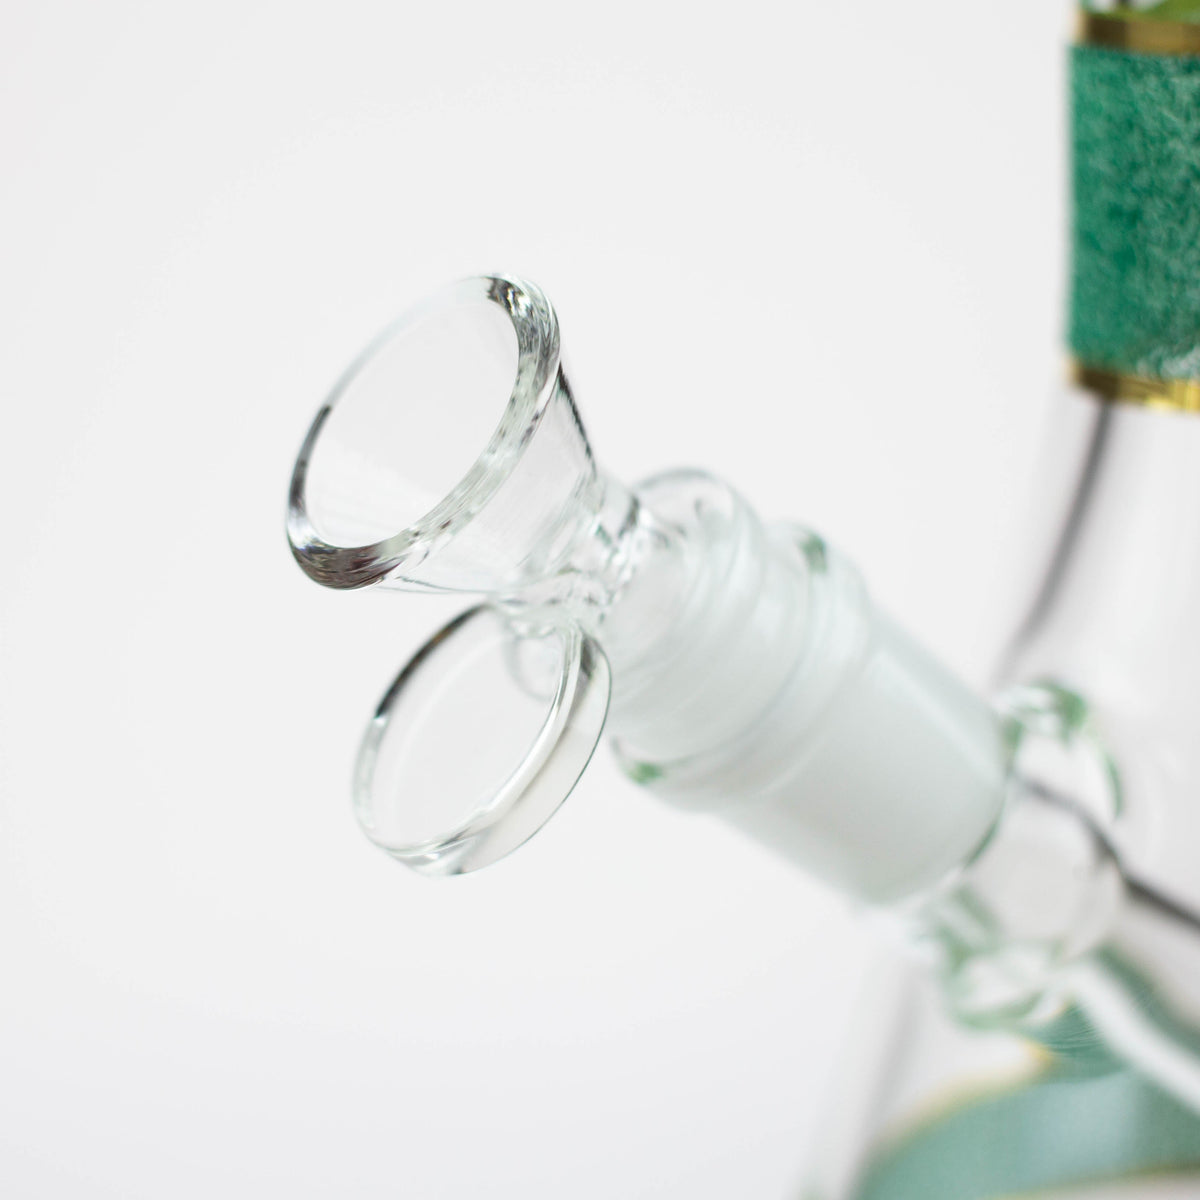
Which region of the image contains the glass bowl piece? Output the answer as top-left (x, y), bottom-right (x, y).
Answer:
top-left (354, 606), bottom-right (611, 875)
top-left (287, 274), bottom-right (601, 595)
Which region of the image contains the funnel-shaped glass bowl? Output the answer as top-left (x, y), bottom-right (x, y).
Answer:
top-left (287, 274), bottom-right (599, 594)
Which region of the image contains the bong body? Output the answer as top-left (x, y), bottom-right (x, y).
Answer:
top-left (287, 272), bottom-right (1200, 1196)
top-left (287, 5), bottom-right (1200, 1192)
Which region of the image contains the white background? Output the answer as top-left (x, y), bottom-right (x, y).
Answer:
top-left (2, 2), bottom-right (1067, 1196)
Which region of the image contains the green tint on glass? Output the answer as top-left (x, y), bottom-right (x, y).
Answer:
top-left (855, 1065), bottom-right (1200, 1200)
top-left (857, 952), bottom-right (1200, 1200)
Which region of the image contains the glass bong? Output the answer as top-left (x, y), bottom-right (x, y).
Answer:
top-left (286, 6), bottom-right (1200, 1194)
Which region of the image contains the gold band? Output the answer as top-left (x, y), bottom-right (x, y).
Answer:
top-left (1072, 361), bottom-right (1200, 413)
top-left (1078, 13), bottom-right (1200, 56)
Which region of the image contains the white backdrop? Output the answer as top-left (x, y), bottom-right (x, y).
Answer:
top-left (2, 2), bottom-right (1066, 1196)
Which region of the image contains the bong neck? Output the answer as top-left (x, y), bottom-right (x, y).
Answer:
top-left (1006, 397), bottom-right (1200, 722)
top-left (1007, 7), bottom-right (1200, 726)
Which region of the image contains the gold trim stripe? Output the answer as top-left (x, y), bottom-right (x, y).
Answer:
top-left (1078, 13), bottom-right (1200, 56)
top-left (1072, 361), bottom-right (1200, 413)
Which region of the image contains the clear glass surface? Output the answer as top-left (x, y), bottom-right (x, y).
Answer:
top-left (288, 275), bottom-right (601, 594)
top-left (303, 290), bottom-right (520, 549)
top-left (355, 606), bottom-right (610, 875)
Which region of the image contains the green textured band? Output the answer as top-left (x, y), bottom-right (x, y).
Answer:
top-left (1070, 41), bottom-right (1200, 383)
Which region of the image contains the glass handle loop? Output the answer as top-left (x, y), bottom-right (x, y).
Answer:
top-left (353, 605), bottom-right (611, 875)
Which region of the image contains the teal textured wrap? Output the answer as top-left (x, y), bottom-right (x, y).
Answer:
top-left (1071, 44), bottom-right (1200, 380)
